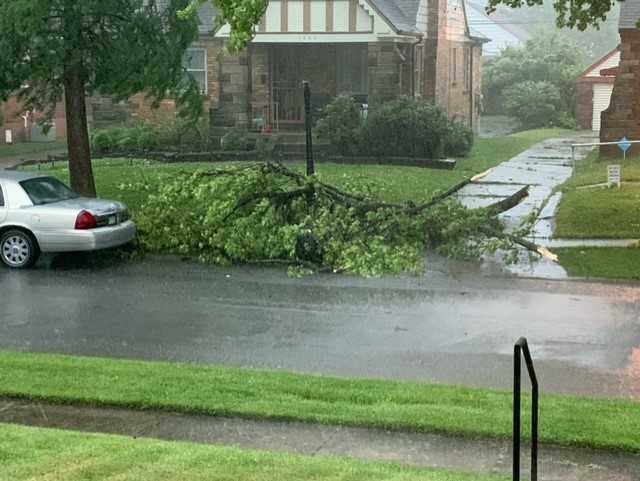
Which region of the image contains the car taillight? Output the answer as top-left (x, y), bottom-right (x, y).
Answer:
top-left (75, 210), bottom-right (97, 230)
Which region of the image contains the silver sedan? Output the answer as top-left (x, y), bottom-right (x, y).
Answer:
top-left (0, 170), bottom-right (136, 268)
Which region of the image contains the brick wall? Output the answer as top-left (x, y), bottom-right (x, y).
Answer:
top-left (575, 81), bottom-right (593, 130)
top-left (600, 29), bottom-right (640, 156)
top-left (1, 96), bottom-right (67, 144)
top-left (419, 0), bottom-right (481, 130)
top-left (125, 37), bottom-right (224, 127)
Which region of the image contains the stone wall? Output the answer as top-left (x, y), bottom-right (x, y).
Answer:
top-left (367, 43), bottom-right (410, 105)
top-left (600, 29), bottom-right (640, 156)
top-left (217, 48), bottom-right (251, 127)
top-left (249, 45), bottom-right (271, 129)
top-left (123, 37), bottom-right (224, 128)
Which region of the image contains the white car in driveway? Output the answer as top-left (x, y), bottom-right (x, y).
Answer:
top-left (0, 171), bottom-right (136, 268)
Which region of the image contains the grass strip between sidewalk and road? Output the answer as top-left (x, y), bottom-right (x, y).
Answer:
top-left (555, 151), bottom-right (640, 239)
top-left (1, 351), bottom-right (639, 453)
top-left (0, 423), bottom-right (506, 481)
top-left (556, 247), bottom-right (640, 281)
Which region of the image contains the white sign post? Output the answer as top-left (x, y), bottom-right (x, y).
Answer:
top-left (608, 164), bottom-right (621, 189)
top-left (4, 129), bottom-right (12, 145)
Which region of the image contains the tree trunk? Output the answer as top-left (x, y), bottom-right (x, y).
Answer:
top-left (63, 64), bottom-right (96, 197)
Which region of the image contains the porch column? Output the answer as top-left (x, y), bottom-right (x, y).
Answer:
top-left (250, 45), bottom-right (271, 129)
top-left (218, 47), bottom-right (251, 127)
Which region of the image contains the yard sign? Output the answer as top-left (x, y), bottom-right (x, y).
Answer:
top-left (618, 137), bottom-right (631, 160)
top-left (607, 164), bottom-right (621, 188)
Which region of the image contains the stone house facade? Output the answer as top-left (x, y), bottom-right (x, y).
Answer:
top-left (139, 0), bottom-right (486, 132)
top-left (600, 0), bottom-right (640, 156)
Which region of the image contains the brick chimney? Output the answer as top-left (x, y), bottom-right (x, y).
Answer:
top-left (600, 0), bottom-right (640, 156)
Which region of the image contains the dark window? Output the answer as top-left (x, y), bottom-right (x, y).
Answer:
top-left (464, 47), bottom-right (470, 90)
top-left (20, 177), bottom-right (79, 206)
top-left (452, 48), bottom-right (458, 84)
top-left (336, 45), bottom-right (369, 96)
top-left (182, 48), bottom-right (207, 94)
top-left (0, 184), bottom-right (4, 207)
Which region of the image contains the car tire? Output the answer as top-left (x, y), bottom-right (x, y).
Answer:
top-left (0, 229), bottom-right (40, 269)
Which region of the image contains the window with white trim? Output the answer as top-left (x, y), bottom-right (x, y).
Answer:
top-left (183, 48), bottom-right (208, 94)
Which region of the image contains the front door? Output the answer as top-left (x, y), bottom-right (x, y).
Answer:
top-left (272, 46), bottom-right (304, 124)
top-left (271, 45), bottom-right (337, 125)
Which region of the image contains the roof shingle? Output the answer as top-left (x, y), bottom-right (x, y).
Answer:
top-left (619, 0), bottom-right (640, 29)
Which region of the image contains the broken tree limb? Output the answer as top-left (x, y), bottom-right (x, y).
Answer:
top-left (480, 227), bottom-right (559, 262)
top-left (485, 185), bottom-right (529, 216)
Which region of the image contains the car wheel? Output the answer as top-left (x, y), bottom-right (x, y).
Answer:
top-left (0, 230), bottom-right (40, 269)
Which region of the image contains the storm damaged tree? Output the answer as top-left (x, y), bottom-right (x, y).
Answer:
top-left (0, 0), bottom-right (267, 197)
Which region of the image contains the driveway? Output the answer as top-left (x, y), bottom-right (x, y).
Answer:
top-left (1, 256), bottom-right (638, 400)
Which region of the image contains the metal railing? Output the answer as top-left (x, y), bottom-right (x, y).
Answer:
top-left (513, 337), bottom-right (539, 481)
top-left (570, 139), bottom-right (640, 173)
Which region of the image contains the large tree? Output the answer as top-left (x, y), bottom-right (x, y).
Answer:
top-left (0, 0), bottom-right (266, 197)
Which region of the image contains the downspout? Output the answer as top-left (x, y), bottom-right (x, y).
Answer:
top-left (410, 37), bottom-right (422, 98)
top-left (469, 43), bottom-right (474, 130)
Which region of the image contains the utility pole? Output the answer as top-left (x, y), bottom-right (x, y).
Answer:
top-left (303, 81), bottom-right (315, 176)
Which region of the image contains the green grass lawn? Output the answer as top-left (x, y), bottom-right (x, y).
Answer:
top-left (556, 247), bottom-right (640, 281)
top-left (0, 423), bottom-right (504, 481)
top-left (1, 351), bottom-right (639, 453)
top-left (555, 152), bottom-right (640, 239)
top-left (25, 128), bottom-right (570, 209)
top-left (0, 140), bottom-right (67, 159)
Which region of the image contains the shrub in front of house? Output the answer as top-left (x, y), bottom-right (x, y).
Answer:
top-left (444, 120), bottom-right (475, 157)
top-left (315, 95), bottom-right (363, 156)
top-left (316, 96), bottom-right (473, 159)
top-left (220, 128), bottom-right (248, 151)
top-left (92, 118), bottom-right (211, 153)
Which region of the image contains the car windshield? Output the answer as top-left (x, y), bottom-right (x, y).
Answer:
top-left (20, 177), bottom-right (79, 205)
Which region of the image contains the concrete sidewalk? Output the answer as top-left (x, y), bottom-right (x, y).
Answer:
top-left (1, 398), bottom-right (637, 481)
top-left (455, 134), bottom-right (619, 279)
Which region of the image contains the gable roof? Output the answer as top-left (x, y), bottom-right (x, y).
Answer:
top-left (465, 0), bottom-right (529, 55)
top-left (577, 47), bottom-right (621, 79)
top-left (155, 0), bottom-right (218, 34)
top-left (365, 0), bottom-right (420, 33)
top-left (620, 0), bottom-right (640, 29)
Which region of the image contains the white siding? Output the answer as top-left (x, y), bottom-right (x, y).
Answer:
top-left (356, 4), bottom-right (373, 31)
top-left (288, 0), bottom-right (304, 32)
top-left (333, 0), bottom-right (349, 32)
top-left (310, 1), bottom-right (326, 31)
top-left (592, 83), bottom-right (614, 131)
top-left (266, 0), bottom-right (281, 31)
top-left (586, 51), bottom-right (620, 77)
top-left (416, 0), bottom-right (428, 34)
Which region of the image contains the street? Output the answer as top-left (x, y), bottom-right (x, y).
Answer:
top-left (1, 255), bottom-right (639, 399)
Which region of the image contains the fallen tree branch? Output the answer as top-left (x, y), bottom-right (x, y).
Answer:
top-left (485, 185), bottom-right (529, 216)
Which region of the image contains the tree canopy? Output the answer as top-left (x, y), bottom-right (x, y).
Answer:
top-left (483, 30), bottom-right (585, 128)
top-left (183, 0), bottom-right (268, 50)
top-left (486, 0), bottom-right (619, 31)
top-left (0, 0), bottom-right (266, 196)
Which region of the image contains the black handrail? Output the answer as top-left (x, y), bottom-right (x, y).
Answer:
top-left (513, 337), bottom-right (539, 481)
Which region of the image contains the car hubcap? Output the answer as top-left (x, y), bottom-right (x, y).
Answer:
top-left (2, 236), bottom-right (30, 267)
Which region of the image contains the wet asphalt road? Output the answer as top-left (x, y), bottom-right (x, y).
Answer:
top-left (1, 255), bottom-right (639, 399)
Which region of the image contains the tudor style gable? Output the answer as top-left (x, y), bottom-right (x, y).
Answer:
top-left (215, 0), bottom-right (406, 43)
